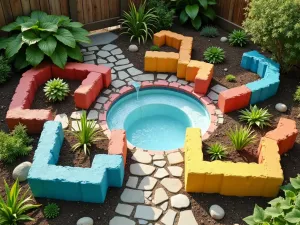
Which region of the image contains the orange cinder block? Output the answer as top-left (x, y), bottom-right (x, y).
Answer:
top-left (194, 62), bottom-right (214, 94)
top-left (144, 51), bottom-right (157, 72)
top-left (153, 31), bottom-right (166, 47)
top-left (186, 60), bottom-right (202, 81)
top-left (172, 34), bottom-right (184, 50)
top-left (156, 52), bottom-right (169, 72)
top-left (167, 52), bottom-right (179, 73)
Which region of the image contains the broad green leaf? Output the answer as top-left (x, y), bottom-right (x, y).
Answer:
top-left (202, 6), bottom-right (216, 20)
top-left (185, 4), bottom-right (199, 20)
top-left (53, 28), bottom-right (76, 48)
top-left (265, 206), bottom-right (283, 218)
top-left (21, 21), bottom-right (38, 32)
top-left (284, 190), bottom-right (296, 200)
top-left (291, 177), bottom-right (300, 189)
top-left (192, 16), bottom-right (202, 30)
top-left (39, 22), bottom-right (58, 32)
top-left (285, 209), bottom-right (300, 223)
top-left (38, 36), bottom-right (57, 56)
top-left (208, 0), bottom-right (217, 5)
top-left (295, 195), bottom-right (300, 209)
top-left (198, 0), bottom-right (208, 9)
top-left (0, 36), bottom-right (16, 50)
top-left (69, 28), bottom-right (91, 44)
top-left (179, 10), bottom-right (189, 24)
top-left (268, 197), bottom-right (284, 206)
top-left (66, 45), bottom-right (83, 62)
top-left (41, 15), bottom-right (61, 24)
top-left (14, 51), bottom-right (30, 70)
top-left (26, 45), bottom-right (44, 66)
top-left (253, 205), bottom-right (265, 223)
top-left (65, 22), bottom-right (83, 28)
top-left (31, 11), bottom-right (47, 21)
top-left (281, 183), bottom-right (297, 193)
top-left (22, 30), bottom-right (42, 45)
top-left (280, 198), bottom-right (293, 210)
top-left (50, 44), bottom-right (68, 69)
top-left (16, 16), bottom-right (30, 24)
top-left (243, 215), bottom-right (256, 225)
top-left (6, 34), bottom-right (23, 58)
top-left (2, 22), bottom-right (21, 32)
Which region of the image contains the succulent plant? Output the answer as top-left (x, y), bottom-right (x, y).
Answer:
top-left (44, 78), bottom-right (70, 102)
top-left (200, 26), bottom-right (219, 37)
top-left (229, 30), bottom-right (248, 47)
top-left (44, 203), bottom-right (60, 219)
top-left (203, 46), bottom-right (225, 64)
top-left (225, 74), bottom-right (236, 82)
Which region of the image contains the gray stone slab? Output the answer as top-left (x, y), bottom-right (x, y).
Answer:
top-left (81, 32), bottom-right (118, 47)
top-left (161, 178), bottom-right (183, 193)
top-left (114, 64), bottom-right (134, 71)
top-left (177, 79), bottom-right (188, 85)
top-left (130, 163), bottom-right (156, 176)
top-left (128, 67), bottom-right (143, 76)
top-left (111, 48), bottom-right (123, 55)
top-left (157, 74), bottom-right (168, 80)
top-left (118, 71), bottom-right (130, 80)
top-left (94, 103), bottom-right (102, 110)
top-left (102, 44), bottom-right (118, 51)
top-left (101, 63), bottom-right (114, 68)
top-left (112, 74), bottom-right (117, 80)
top-left (97, 96), bottom-right (108, 104)
top-left (211, 84), bottom-right (228, 94)
top-left (84, 54), bottom-right (96, 61)
top-left (83, 51), bottom-right (94, 55)
top-left (207, 91), bottom-right (219, 101)
top-left (121, 189), bottom-right (144, 204)
top-left (104, 89), bottom-right (112, 95)
top-left (107, 56), bottom-right (117, 63)
top-left (161, 209), bottom-right (177, 225)
top-left (97, 58), bottom-right (108, 64)
top-left (153, 168), bottom-right (169, 179)
top-left (84, 61), bottom-right (95, 64)
top-left (81, 48), bottom-right (87, 52)
top-left (132, 150), bottom-right (152, 164)
top-left (134, 205), bottom-right (162, 221)
top-left (88, 46), bottom-right (99, 51)
top-left (97, 50), bottom-right (111, 58)
top-left (116, 54), bottom-right (125, 59)
top-left (168, 75), bottom-right (177, 82)
top-left (112, 80), bottom-right (126, 88)
top-left (115, 58), bottom-right (130, 66)
top-left (87, 110), bottom-right (98, 120)
top-left (110, 216), bottom-right (136, 225)
top-left (152, 188), bottom-right (168, 205)
top-left (138, 177), bottom-right (158, 191)
top-left (178, 211), bottom-right (197, 225)
top-left (135, 74), bottom-right (154, 81)
top-left (115, 203), bottom-right (134, 217)
top-left (126, 176), bottom-right (139, 189)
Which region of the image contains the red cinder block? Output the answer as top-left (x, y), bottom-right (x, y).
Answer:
top-left (52, 65), bottom-right (75, 80)
top-left (108, 130), bottom-right (128, 166)
top-left (194, 76), bottom-right (213, 94)
top-left (23, 63), bottom-right (52, 86)
top-left (218, 85), bottom-right (251, 113)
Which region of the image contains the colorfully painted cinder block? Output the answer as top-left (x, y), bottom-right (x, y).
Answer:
top-left (144, 51), bottom-right (157, 72)
top-left (167, 52), bottom-right (179, 73)
top-left (194, 62), bottom-right (214, 94)
top-left (186, 60), bottom-right (202, 81)
top-left (177, 60), bottom-right (189, 79)
top-left (156, 52), bottom-right (169, 72)
top-left (153, 31), bottom-right (166, 47)
top-left (172, 33), bottom-right (184, 50)
top-left (180, 37), bottom-right (193, 51)
top-left (108, 130), bottom-right (128, 165)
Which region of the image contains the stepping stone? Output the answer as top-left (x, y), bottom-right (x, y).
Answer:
top-left (114, 64), bottom-right (134, 71)
top-left (97, 96), bottom-right (108, 104)
top-left (97, 50), bottom-right (111, 58)
top-left (104, 89), bottom-right (112, 95)
top-left (132, 151), bottom-right (152, 164)
top-left (70, 110), bottom-right (85, 119)
top-left (54, 113), bottom-right (68, 129)
top-left (121, 189), bottom-right (144, 204)
top-left (178, 210), bottom-right (197, 225)
top-left (109, 216), bottom-right (135, 225)
top-left (130, 164), bottom-right (156, 176)
top-left (115, 59), bottom-right (130, 66)
top-left (83, 51), bottom-right (94, 55)
top-left (94, 103), bottom-right (102, 110)
top-left (211, 84), bottom-right (228, 94)
top-left (167, 152), bottom-right (184, 165)
top-left (97, 58), bottom-right (108, 64)
top-left (107, 56), bottom-right (117, 63)
top-left (154, 168), bottom-right (169, 179)
top-left (84, 54), bottom-right (96, 61)
top-left (153, 155), bottom-right (164, 161)
top-left (168, 75), bottom-right (177, 82)
top-left (111, 48), bottom-right (123, 55)
top-left (101, 63), bottom-right (114, 68)
top-left (144, 191), bottom-right (152, 198)
top-left (207, 91), bottom-right (219, 101)
top-left (167, 166), bottom-right (183, 177)
top-left (102, 44), bottom-right (118, 51)
top-left (152, 188), bottom-right (168, 205)
top-left (177, 79), bottom-right (188, 85)
top-left (81, 48), bottom-right (87, 52)
top-left (139, 220), bottom-right (148, 225)
top-left (112, 80), bottom-right (126, 88)
top-left (87, 110), bottom-right (98, 120)
top-left (160, 202), bottom-right (168, 211)
top-left (161, 178), bottom-right (183, 193)
top-left (161, 209), bottom-right (177, 225)
top-left (112, 74), bottom-right (117, 80)
top-left (116, 54), bottom-right (125, 59)
top-left (218, 118), bottom-right (224, 124)
top-left (115, 203), bottom-right (134, 216)
top-left (135, 74), bottom-right (154, 81)
top-left (88, 46), bottom-right (99, 51)
top-left (84, 61), bottom-right (95, 64)
top-left (134, 205), bottom-right (162, 221)
top-left (118, 71), bottom-right (130, 80)
top-left (126, 176), bottom-right (139, 189)
top-left (157, 74), bottom-right (168, 80)
top-left (153, 161), bottom-right (166, 168)
top-left (138, 177), bottom-right (158, 190)
top-left (81, 32), bottom-right (118, 47)
top-left (128, 67), bottom-right (143, 76)
top-left (189, 83), bottom-right (195, 87)
top-left (170, 194), bottom-right (190, 209)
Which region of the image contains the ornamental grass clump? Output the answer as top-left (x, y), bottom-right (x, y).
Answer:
top-left (44, 203), bottom-right (60, 219)
top-left (228, 30), bottom-right (248, 47)
top-left (207, 143), bottom-right (227, 161)
top-left (239, 105), bottom-right (272, 129)
top-left (200, 26), bottom-right (219, 37)
top-left (204, 46), bottom-right (225, 64)
top-left (44, 78), bottom-right (70, 102)
top-left (227, 126), bottom-right (256, 151)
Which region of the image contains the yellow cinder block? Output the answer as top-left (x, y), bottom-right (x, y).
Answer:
top-left (202, 161), bottom-right (224, 193)
top-left (153, 31), bottom-right (166, 47)
top-left (165, 31), bottom-right (175, 47)
top-left (156, 52), bottom-right (169, 72)
top-left (177, 60), bottom-right (189, 79)
top-left (172, 34), bottom-right (184, 50)
top-left (262, 175), bottom-right (284, 197)
top-left (166, 52), bottom-right (179, 73)
top-left (144, 51), bottom-right (157, 72)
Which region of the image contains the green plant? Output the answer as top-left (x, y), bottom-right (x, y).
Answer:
top-left (244, 175), bottom-right (300, 225)
top-left (150, 45), bottom-right (160, 51)
top-left (0, 55), bottom-right (11, 84)
top-left (146, 0), bottom-right (175, 31)
top-left (200, 26), bottom-right (219, 37)
top-left (44, 203), bottom-right (60, 219)
top-left (0, 11), bottom-right (90, 70)
top-left (207, 143), bottom-right (227, 160)
top-left (44, 78), bottom-right (70, 102)
top-left (69, 111), bottom-right (105, 155)
top-left (177, 0), bottom-right (217, 30)
top-left (239, 105), bottom-right (272, 129)
top-left (0, 124), bottom-right (32, 163)
top-left (203, 46), bottom-right (225, 64)
top-left (294, 86), bottom-right (300, 102)
top-left (0, 179), bottom-right (41, 225)
top-left (227, 126), bottom-right (256, 151)
top-left (243, 0), bottom-right (300, 73)
top-left (120, 1), bottom-right (158, 44)
top-left (225, 74), bottom-right (236, 82)
top-left (228, 30), bottom-right (248, 47)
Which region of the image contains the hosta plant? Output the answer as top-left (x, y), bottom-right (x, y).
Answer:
top-left (120, 1), bottom-right (158, 44)
top-left (244, 175), bottom-right (300, 225)
top-left (225, 74), bottom-right (236, 82)
top-left (229, 30), bottom-right (248, 47)
top-left (44, 78), bottom-right (70, 102)
top-left (294, 86), bottom-right (300, 102)
top-left (207, 143), bottom-right (227, 161)
top-left (200, 26), bottom-right (219, 37)
top-left (69, 111), bottom-right (105, 155)
top-left (0, 11), bottom-right (91, 70)
top-left (0, 179), bottom-right (41, 225)
top-left (204, 46), bottom-right (225, 64)
top-left (0, 55), bottom-right (11, 84)
top-left (150, 45), bottom-right (160, 51)
top-left (239, 105), bottom-right (272, 129)
top-left (227, 126), bottom-right (256, 151)
top-left (177, 0), bottom-right (217, 30)
top-left (44, 203), bottom-right (60, 219)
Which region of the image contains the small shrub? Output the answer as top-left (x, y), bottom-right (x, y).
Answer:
top-left (0, 124), bottom-right (32, 163)
top-left (294, 86), bottom-right (300, 102)
top-left (207, 143), bottom-right (227, 161)
top-left (244, 175), bottom-right (300, 225)
top-left (44, 203), bottom-right (60, 219)
top-left (225, 74), bottom-right (236, 82)
top-left (0, 55), bottom-right (11, 84)
top-left (204, 46), bottom-right (225, 64)
top-left (228, 30), bottom-right (248, 47)
top-left (227, 126), bottom-right (256, 151)
top-left (44, 78), bottom-right (70, 102)
top-left (150, 45), bottom-right (160, 51)
top-left (0, 179), bottom-right (41, 225)
top-left (200, 26), bottom-right (219, 37)
top-left (120, 1), bottom-right (158, 44)
top-left (69, 111), bottom-right (105, 155)
top-left (239, 105), bottom-right (272, 129)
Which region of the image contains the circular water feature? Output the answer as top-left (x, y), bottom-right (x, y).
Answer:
top-left (107, 88), bottom-right (210, 151)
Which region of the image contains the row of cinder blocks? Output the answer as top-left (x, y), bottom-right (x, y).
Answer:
top-left (144, 51), bottom-right (179, 73)
top-left (28, 121), bottom-right (126, 203)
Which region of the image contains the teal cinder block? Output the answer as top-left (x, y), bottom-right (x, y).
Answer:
top-left (246, 80), bottom-right (263, 104)
top-left (260, 78), bottom-right (280, 101)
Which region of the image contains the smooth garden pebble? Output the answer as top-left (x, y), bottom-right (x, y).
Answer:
top-left (275, 103), bottom-right (287, 113)
top-left (220, 37), bottom-right (228, 42)
top-left (77, 217), bottom-right (94, 225)
top-left (224, 68), bottom-right (228, 72)
top-left (12, 162), bottom-right (32, 182)
top-left (128, 44), bottom-right (138, 52)
top-left (209, 205), bottom-right (225, 220)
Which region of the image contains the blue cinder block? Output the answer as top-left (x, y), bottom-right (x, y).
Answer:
top-left (246, 80), bottom-right (263, 104)
top-left (260, 78), bottom-right (280, 101)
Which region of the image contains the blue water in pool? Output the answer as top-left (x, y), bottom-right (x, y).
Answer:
top-left (107, 88), bottom-right (210, 151)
